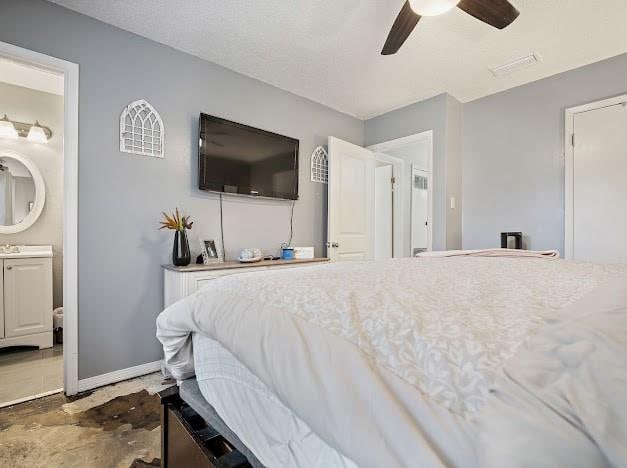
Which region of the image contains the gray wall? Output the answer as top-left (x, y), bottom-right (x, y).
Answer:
top-left (364, 93), bottom-right (462, 251)
top-left (445, 95), bottom-right (463, 250)
top-left (0, 0), bottom-right (363, 379)
top-left (0, 82), bottom-right (64, 308)
top-left (462, 53), bottom-right (627, 253)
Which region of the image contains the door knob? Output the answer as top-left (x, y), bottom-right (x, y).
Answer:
top-left (331, 242), bottom-right (339, 248)
top-left (6, 266), bottom-right (12, 270)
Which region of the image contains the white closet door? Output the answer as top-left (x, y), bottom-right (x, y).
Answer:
top-left (327, 137), bottom-right (375, 261)
top-left (573, 103), bottom-right (627, 263)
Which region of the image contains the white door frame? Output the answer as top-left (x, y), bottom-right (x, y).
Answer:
top-left (0, 40), bottom-right (80, 396)
top-left (372, 152), bottom-right (404, 258)
top-left (368, 130), bottom-right (434, 254)
top-left (564, 94), bottom-right (627, 260)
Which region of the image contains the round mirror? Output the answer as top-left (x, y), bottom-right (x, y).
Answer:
top-left (0, 150), bottom-right (45, 234)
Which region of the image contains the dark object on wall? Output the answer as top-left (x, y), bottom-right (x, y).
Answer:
top-left (198, 113), bottom-right (299, 200)
top-left (173, 230), bottom-right (191, 266)
top-left (501, 232), bottom-right (523, 249)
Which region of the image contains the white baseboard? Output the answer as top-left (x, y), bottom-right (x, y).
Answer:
top-left (77, 360), bottom-right (163, 393)
top-left (0, 388), bottom-right (63, 409)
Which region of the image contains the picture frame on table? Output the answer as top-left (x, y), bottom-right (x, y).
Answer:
top-left (200, 239), bottom-right (223, 264)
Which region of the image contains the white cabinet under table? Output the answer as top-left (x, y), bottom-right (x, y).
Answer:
top-left (0, 246), bottom-right (53, 349)
top-left (163, 258), bottom-right (329, 307)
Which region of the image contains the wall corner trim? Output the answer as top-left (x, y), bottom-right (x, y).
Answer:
top-left (77, 360), bottom-right (163, 393)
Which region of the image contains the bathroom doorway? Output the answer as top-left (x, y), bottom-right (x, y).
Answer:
top-left (0, 41), bottom-right (79, 405)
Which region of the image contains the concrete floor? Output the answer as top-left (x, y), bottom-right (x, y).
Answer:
top-left (0, 344), bottom-right (63, 406)
top-left (0, 373), bottom-right (171, 468)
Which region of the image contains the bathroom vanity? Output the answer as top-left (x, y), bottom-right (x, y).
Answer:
top-left (0, 245), bottom-right (53, 349)
top-left (0, 151), bottom-right (54, 350)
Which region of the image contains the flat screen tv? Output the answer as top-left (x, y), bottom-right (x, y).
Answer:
top-left (198, 114), bottom-right (299, 200)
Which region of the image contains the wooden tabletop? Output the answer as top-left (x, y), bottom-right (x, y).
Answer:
top-left (162, 257), bottom-right (329, 272)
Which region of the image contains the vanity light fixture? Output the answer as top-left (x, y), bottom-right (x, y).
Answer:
top-left (0, 115), bottom-right (52, 143)
top-left (27, 121), bottom-right (49, 144)
top-left (0, 115), bottom-right (18, 139)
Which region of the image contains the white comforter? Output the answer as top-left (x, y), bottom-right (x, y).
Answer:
top-left (157, 257), bottom-right (627, 468)
top-left (477, 276), bottom-right (627, 467)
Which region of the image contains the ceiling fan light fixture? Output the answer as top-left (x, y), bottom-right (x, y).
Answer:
top-left (408, 0), bottom-right (460, 16)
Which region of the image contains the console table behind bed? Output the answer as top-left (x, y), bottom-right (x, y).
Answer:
top-left (160, 257), bottom-right (329, 468)
top-left (163, 257), bottom-right (330, 307)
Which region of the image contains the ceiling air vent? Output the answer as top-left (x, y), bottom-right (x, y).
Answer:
top-left (489, 54), bottom-right (539, 77)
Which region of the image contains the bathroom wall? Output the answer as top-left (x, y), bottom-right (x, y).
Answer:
top-left (0, 81), bottom-right (64, 308)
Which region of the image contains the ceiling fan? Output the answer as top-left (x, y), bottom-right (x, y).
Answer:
top-left (381, 0), bottom-right (520, 55)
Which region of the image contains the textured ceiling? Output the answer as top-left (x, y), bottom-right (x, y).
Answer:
top-left (48, 0), bottom-right (627, 119)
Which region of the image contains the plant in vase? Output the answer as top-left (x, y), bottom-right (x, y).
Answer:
top-left (160, 209), bottom-right (193, 266)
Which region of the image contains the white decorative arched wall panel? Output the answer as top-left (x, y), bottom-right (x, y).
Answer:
top-left (310, 145), bottom-right (328, 184)
top-left (120, 99), bottom-right (164, 158)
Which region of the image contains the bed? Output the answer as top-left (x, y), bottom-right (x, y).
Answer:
top-left (157, 255), bottom-right (627, 467)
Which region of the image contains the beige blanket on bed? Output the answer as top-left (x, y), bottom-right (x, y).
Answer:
top-left (417, 248), bottom-right (560, 258)
top-left (157, 258), bottom-right (626, 468)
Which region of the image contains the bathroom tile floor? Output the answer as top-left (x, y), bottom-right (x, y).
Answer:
top-left (0, 344), bottom-right (63, 405)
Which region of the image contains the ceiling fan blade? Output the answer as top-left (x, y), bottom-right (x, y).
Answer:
top-left (381, 1), bottom-right (421, 55)
top-left (457, 0), bottom-right (519, 29)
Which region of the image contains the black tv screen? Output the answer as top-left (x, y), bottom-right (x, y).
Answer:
top-left (198, 114), bottom-right (299, 200)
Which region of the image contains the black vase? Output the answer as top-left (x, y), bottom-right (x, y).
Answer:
top-left (172, 230), bottom-right (191, 266)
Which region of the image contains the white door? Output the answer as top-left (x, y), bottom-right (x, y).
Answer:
top-left (4, 257), bottom-right (53, 337)
top-left (572, 102), bottom-right (627, 263)
top-left (327, 137), bottom-right (375, 261)
top-left (374, 164), bottom-right (393, 259)
top-left (411, 166), bottom-right (431, 255)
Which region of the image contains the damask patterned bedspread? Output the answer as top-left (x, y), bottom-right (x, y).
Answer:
top-left (157, 257), bottom-right (627, 468)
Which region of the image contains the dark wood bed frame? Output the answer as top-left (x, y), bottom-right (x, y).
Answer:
top-left (159, 386), bottom-right (252, 468)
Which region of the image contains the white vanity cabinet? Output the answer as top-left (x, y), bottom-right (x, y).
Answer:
top-left (0, 247), bottom-right (53, 349)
